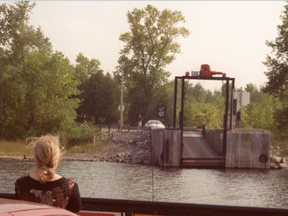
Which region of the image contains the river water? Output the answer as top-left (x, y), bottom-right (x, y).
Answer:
top-left (1, 160), bottom-right (288, 208)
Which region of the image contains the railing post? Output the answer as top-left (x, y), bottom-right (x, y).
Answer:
top-left (125, 210), bottom-right (133, 216)
top-left (202, 124), bottom-right (205, 135)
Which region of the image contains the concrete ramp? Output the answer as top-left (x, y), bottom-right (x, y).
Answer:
top-left (182, 131), bottom-right (225, 168)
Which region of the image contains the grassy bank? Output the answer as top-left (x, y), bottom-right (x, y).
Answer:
top-left (0, 138), bottom-right (106, 157)
top-left (0, 140), bottom-right (33, 156)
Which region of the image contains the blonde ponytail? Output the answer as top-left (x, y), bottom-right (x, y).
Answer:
top-left (29, 135), bottom-right (63, 184)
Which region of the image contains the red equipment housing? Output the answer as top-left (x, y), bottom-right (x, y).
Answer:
top-left (199, 64), bottom-right (226, 77)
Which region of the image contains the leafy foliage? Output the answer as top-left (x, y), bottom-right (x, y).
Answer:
top-left (263, 3), bottom-right (288, 133)
top-left (241, 84), bottom-right (280, 131)
top-left (61, 121), bottom-right (100, 148)
top-left (0, 2), bottom-right (80, 139)
top-left (75, 54), bottom-right (119, 124)
top-left (183, 82), bottom-right (225, 129)
top-left (117, 4), bottom-right (190, 125)
top-left (263, 3), bottom-right (288, 99)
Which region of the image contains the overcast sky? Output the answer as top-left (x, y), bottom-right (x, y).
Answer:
top-left (4, 1), bottom-right (286, 91)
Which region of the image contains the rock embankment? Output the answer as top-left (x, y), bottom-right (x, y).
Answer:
top-left (63, 131), bottom-right (157, 165)
top-left (270, 156), bottom-right (287, 169)
top-left (0, 131), bottom-right (157, 165)
top-left (270, 145), bottom-right (287, 169)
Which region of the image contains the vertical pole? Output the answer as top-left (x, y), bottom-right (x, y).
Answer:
top-left (173, 77), bottom-right (178, 128)
top-left (239, 86), bottom-right (243, 128)
top-left (223, 79), bottom-right (229, 156)
top-left (119, 59), bottom-right (145, 133)
top-left (230, 78), bottom-right (235, 129)
top-left (180, 77), bottom-right (185, 158)
top-left (124, 210), bottom-right (133, 216)
top-left (120, 68), bottom-right (124, 132)
top-left (0, 77), bottom-right (3, 140)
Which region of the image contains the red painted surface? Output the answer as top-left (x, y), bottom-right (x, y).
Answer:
top-left (200, 64), bottom-right (226, 77)
top-left (0, 198), bottom-right (75, 216)
top-left (78, 211), bottom-right (117, 216)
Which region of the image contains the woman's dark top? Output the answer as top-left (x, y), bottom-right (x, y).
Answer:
top-left (15, 176), bottom-right (82, 213)
top-left (138, 116), bottom-right (143, 122)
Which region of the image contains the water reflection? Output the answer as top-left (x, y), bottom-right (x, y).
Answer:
top-left (1, 160), bottom-right (288, 208)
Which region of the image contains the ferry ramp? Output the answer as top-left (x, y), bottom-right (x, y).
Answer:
top-left (182, 131), bottom-right (225, 168)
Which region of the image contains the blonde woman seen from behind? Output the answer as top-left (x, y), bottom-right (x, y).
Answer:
top-left (15, 135), bottom-right (82, 213)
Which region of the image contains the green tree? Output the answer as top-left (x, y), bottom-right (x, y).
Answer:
top-left (76, 54), bottom-right (119, 124)
top-left (0, 1), bottom-right (50, 138)
top-left (263, 3), bottom-right (288, 132)
top-left (78, 71), bottom-right (119, 124)
top-left (0, 1), bottom-right (80, 139)
top-left (183, 83), bottom-right (225, 128)
top-left (242, 84), bottom-right (280, 131)
top-left (2, 49), bottom-right (80, 139)
top-left (74, 53), bottom-right (101, 82)
top-left (117, 4), bottom-right (190, 125)
top-left (0, 1), bottom-right (37, 139)
top-left (185, 101), bottom-right (223, 129)
top-left (187, 83), bottom-right (206, 103)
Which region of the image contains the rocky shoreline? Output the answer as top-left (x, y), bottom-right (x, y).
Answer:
top-left (0, 131), bottom-right (157, 165)
top-left (270, 145), bottom-right (287, 169)
top-left (62, 131), bottom-right (157, 165)
top-left (1, 131), bottom-right (287, 169)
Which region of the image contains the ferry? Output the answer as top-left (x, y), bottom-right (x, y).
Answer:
top-left (1, 193), bottom-right (288, 216)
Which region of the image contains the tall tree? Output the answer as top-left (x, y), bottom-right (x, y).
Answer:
top-left (117, 4), bottom-right (190, 125)
top-left (0, 1), bottom-right (80, 139)
top-left (76, 54), bottom-right (119, 124)
top-left (263, 3), bottom-right (288, 131)
top-left (25, 50), bottom-right (80, 136)
top-left (0, 1), bottom-right (46, 139)
top-left (242, 84), bottom-right (280, 132)
top-left (74, 53), bottom-right (101, 82)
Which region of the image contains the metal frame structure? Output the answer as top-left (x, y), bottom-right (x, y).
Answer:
top-left (173, 75), bottom-right (235, 160)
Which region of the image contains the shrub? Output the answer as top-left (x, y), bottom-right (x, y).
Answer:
top-left (60, 121), bottom-right (100, 148)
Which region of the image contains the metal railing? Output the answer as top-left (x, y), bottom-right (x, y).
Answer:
top-left (1, 193), bottom-right (288, 216)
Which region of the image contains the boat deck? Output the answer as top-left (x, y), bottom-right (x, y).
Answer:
top-left (1, 193), bottom-right (288, 216)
